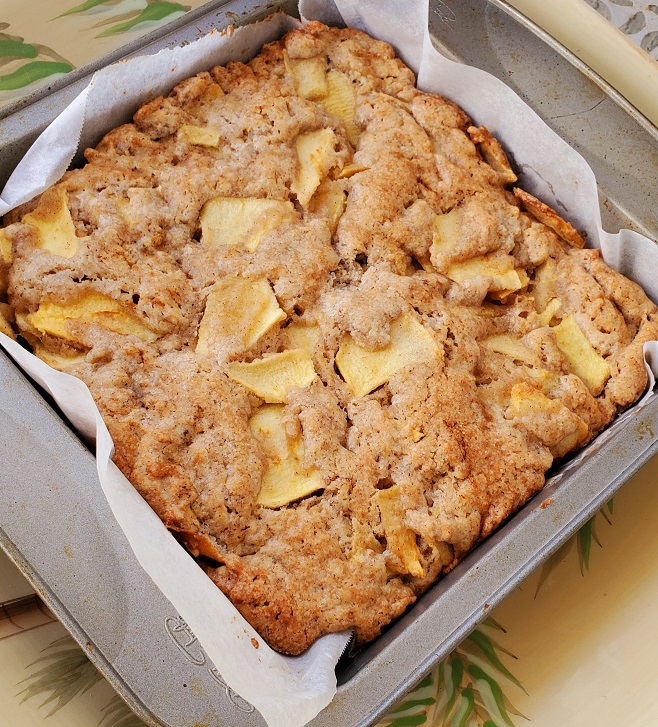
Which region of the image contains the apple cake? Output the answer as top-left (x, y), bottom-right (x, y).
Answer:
top-left (1, 22), bottom-right (657, 655)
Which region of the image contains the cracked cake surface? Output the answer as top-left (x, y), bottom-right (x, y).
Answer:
top-left (1, 22), bottom-right (657, 655)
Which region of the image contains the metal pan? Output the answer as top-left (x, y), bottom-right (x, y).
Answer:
top-left (1, 1), bottom-right (657, 725)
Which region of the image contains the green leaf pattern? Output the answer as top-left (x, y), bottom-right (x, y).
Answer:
top-left (99, 694), bottom-right (146, 727)
top-left (0, 61), bottom-right (74, 90)
top-left (535, 499), bottom-right (613, 596)
top-left (0, 26), bottom-right (73, 95)
top-left (17, 635), bottom-right (103, 716)
top-left (0, 0), bottom-right (191, 101)
top-left (17, 634), bottom-right (146, 726)
top-left (55, 0), bottom-right (190, 38)
top-left (377, 620), bottom-right (526, 727)
top-left (95, 2), bottom-right (189, 37)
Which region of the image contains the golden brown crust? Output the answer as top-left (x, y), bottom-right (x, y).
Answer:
top-left (467, 125), bottom-right (517, 184)
top-left (513, 186), bottom-right (586, 248)
top-left (3, 23), bottom-right (657, 655)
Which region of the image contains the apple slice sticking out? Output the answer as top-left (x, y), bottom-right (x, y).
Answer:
top-left (467, 125), bottom-right (517, 184)
top-left (227, 349), bottom-right (317, 403)
top-left (514, 187), bottom-right (585, 248)
top-left (284, 51), bottom-right (328, 100)
top-left (29, 293), bottom-right (156, 343)
top-left (308, 179), bottom-right (346, 232)
top-left (375, 485), bottom-right (424, 578)
top-left (200, 197), bottom-right (296, 252)
top-left (532, 257), bottom-right (557, 313)
top-left (22, 188), bottom-right (81, 259)
top-left (337, 164), bottom-right (369, 179)
top-left (320, 70), bottom-right (359, 146)
top-left (552, 314), bottom-right (610, 395)
top-left (196, 277), bottom-right (286, 359)
top-left (293, 128), bottom-right (338, 209)
top-left (250, 404), bottom-right (323, 508)
top-left (336, 312), bottom-right (440, 397)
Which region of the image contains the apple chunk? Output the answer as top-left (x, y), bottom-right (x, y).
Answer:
top-left (509, 381), bottom-right (589, 458)
top-left (22, 187), bottom-right (81, 258)
top-left (375, 485), bottom-right (424, 578)
top-left (430, 207), bottom-right (461, 262)
top-left (196, 277), bottom-right (286, 359)
top-left (226, 349), bottom-right (317, 403)
top-left (532, 257), bottom-right (557, 313)
top-left (447, 254), bottom-right (522, 293)
top-left (29, 293), bottom-right (156, 343)
top-left (320, 70), bottom-right (359, 146)
top-left (553, 314), bottom-right (610, 395)
top-left (0, 228), bottom-right (11, 264)
top-left (286, 322), bottom-right (321, 355)
top-left (482, 334), bottom-right (536, 365)
top-left (292, 128), bottom-right (338, 209)
top-left (200, 197), bottom-right (296, 252)
top-left (177, 124), bottom-right (220, 147)
top-left (250, 404), bottom-right (323, 508)
top-left (284, 51), bottom-right (328, 100)
top-left (336, 312), bottom-right (440, 397)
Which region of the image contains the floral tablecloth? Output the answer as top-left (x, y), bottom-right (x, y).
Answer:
top-left (0, 0), bottom-right (208, 108)
top-left (2, 1), bottom-right (658, 727)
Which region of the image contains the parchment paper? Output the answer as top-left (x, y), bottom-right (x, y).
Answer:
top-left (1, 2), bottom-right (657, 726)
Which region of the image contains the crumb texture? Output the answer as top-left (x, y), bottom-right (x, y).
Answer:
top-left (3, 22), bottom-right (657, 655)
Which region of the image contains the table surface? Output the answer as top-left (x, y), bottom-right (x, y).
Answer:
top-left (2, 1), bottom-right (658, 726)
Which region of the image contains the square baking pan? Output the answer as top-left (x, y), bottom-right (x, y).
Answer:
top-left (1, 1), bottom-right (657, 726)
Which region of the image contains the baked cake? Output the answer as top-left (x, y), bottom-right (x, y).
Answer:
top-left (1, 22), bottom-right (656, 655)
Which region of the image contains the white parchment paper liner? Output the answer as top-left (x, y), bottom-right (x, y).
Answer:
top-left (1, 1), bottom-right (658, 725)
